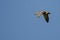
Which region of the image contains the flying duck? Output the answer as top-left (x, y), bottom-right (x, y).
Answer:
top-left (35, 11), bottom-right (50, 23)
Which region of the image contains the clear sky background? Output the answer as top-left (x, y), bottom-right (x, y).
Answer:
top-left (0, 0), bottom-right (60, 40)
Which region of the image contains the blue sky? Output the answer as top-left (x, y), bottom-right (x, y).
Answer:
top-left (0, 0), bottom-right (60, 40)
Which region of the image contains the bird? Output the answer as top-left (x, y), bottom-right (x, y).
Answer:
top-left (34, 11), bottom-right (50, 23)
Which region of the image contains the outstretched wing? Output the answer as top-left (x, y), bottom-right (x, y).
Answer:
top-left (34, 12), bottom-right (42, 18)
top-left (43, 13), bottom-right (49, 23)
top-left (34, 14), bottom-right (40, 18)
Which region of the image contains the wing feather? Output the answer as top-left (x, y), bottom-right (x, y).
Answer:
top-left (43, 13), bottom-right (49, 23)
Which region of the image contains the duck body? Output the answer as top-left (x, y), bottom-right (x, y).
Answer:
top-left (35, 11), bottom-right (50, 23)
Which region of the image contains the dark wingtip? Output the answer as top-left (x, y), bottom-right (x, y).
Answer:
top-left (46, 19), bottom-right (49, 23)
top-left (46, 21), bottom-right (49, 23)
